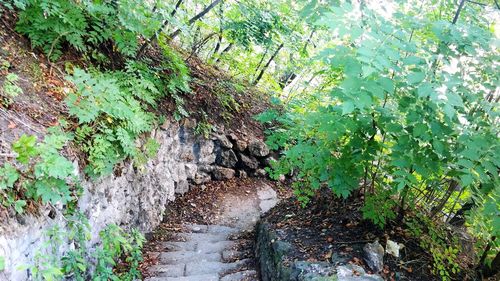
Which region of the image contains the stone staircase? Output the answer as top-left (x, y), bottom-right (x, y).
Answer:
top-left (145, 224), bottom-right (259, 281)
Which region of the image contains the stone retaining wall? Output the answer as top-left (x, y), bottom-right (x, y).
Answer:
top-left (0, 119), bottom-right (271, 281)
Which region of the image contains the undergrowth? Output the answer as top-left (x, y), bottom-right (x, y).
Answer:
top-left (23, 212), bottom-right (144, 281)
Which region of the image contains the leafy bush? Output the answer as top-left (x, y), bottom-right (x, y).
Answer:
top-left (14, 0), bottom-right (160, 61)
top-left (25, 213), bottom-right (144, 281)
top-left (1, 72), bottom-right (23, 106)
top-left (15, 0), bottom-right (89, 61)
top-left (66, 52), bottom-right (190, 176)
top-left (93, 224), bottom-right (145, 281)
top-left (260, 2), bottom-right (499, 273)
top-left (0, 129), bottom-right (77, 213)
top-left (406, 215), bottom-right (463, 280)
top-left (66, 68), bottom-right (157, 176)
top-left (361, 190), bottom-right (397, 228)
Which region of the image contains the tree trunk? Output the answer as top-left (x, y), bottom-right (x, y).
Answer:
top-left (136, 0), bottom-right (184, 59)
top-left (189, 32), bottom-right (217, 59)
top-left (211, 1), bottom-right (225, 58)
top-left (214, 43), bottom-right (233, 63)
top-left (452, 0), bottom-right (466, 24)
top-left (449, 201), bottom-right (475, 226)
top-left (169, 0), bottom-right (222, 40)
top-left (302, 28), bottom-right (316, 54)
top-left (253, 43), bottom-right (284, 85)
top-left (253, 48), bottom-right (269, 77)
top-left (430, 180), bottom-right (458, 219)
top-left (479, 236), bottom-right (499, 277)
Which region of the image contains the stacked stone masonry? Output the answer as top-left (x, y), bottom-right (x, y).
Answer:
top-left (0, 119), bottom-right (272, 281)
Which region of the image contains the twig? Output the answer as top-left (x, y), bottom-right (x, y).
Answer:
top-left (0, 108), bottom-right (44, 134)
top-left (332, 239), bottom-right (375, 244)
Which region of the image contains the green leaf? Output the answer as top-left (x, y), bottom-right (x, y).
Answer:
top-left (12, 135), bottom-right (38, 164)
top-left (0, 163), bottom-right (19, 189)
top-left (0, 256), bottom-right (4, 271)
top-left (460, 174), bottom-right (474, 186)
top-left (407, 71), bottom-right (426, 85)
top-left (14, 200), bottom-right (26, 214)
top-left (378, 77), bottom-right (394, 94)
top-left (342, 101), bottom-right (355, 115)
top-left (417, 83), bottom-right (433, 98)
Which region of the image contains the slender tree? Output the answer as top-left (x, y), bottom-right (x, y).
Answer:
top-left (169, 0), bottom-right (223, 40)
top-left (136, 0), bottom-right (184, 59)
top-left (253, 43), bottom-right (284, 85)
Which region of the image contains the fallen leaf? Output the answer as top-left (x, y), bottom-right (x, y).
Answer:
top-left (324, 250), bottom-right (332, 259)
top-left (8, 121), bottom-right (16, 129)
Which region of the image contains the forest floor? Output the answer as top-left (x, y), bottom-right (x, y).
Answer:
top-left (138, 179), bottom-right (448, 281)
top-left (262, 190), bottom-right (441, 281)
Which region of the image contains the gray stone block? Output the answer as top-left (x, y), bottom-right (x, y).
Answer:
top-left (160, 251), bottom-right (221, 264)
top-left (148, 264), bottom-right (185, 277)
top-left (197, 241), bottom-right (236, 254)
top-left (221, 270), bottom-right (258, 281)
top-left (162, 241), bottom-right (197, 252)
top-left (185, 261), bottom-right (240, 275)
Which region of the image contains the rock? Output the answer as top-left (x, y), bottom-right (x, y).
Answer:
top-left (363, 241), bottom-right (384, 273)
top-left (198, 140), bottom-right (215, 164)
top-left (263, 156), bottom-right (277, 167)
top-left (227, 133), bottom-right (239, 142)
top-left (239, 153), bottom-right (259, 170)
top-left (278, 174), bottom-right (286, 182)
top-left (184, 163), bottom-right (198, 180)
top-left (218, 149), bottom-right (238, 168)
top-left (254, 169), bottom-right (267, 178)
top-left (248, 139), bottom-right (270, 157)
top-left (160, 119), bottom-right (171, 130)
top-left (174, 179), bottom-right (189, 194)
top-left (235, 139), bottom-right (248, 152)
top-left (237, 170), bottom-right (248, 179)
top-left (336, 264), bottom-right (384, 281)
top-left (180, 148), bottom-right (195, 162)
top-left (213, 167), bottom-right (235, 180)
top-left (199, 165), bottom-right (215, 173)
top-left (292, 261), bottom-right (336, 280)
top-left (215, 134), bottom-right (233, 149)
top-left (181, 118), bottom-right (197, 129)
top-left (194, 172), bottom-right (211, 184)
top-left (385, 239), bottom-right (403, 258)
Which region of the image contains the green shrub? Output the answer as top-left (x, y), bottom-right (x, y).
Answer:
top-left (25, 214), bottom-right (144, 281)
top-left (93, 224), bottom-right (145, 281)
top-left (1, 72), bottom-right (23, 106)
top-left (14, 0), bottom-right (160, 61)
top-left (361, 190), bottom-right (397, 228)
top-left (0, 129), bottom-right (77, 213)
top-left (406, 215), bottom-right (462, 280)
top-left (15, 0), bottom-right (89, 61)
top-left (66, 68), bottom-right (157, 176)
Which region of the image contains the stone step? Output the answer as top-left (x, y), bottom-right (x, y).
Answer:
top-left (160, 251), bottom-right (221, 264)
top-left (162, 241), bottom-right (197, 252)
top-left (148, 264), bottom-right (185, 277)
top-left (176, 232), bottom-right (233, 243)
top-left (185, 259), bottom-right (252, 276)
top-left (145, 274), bottom-right (219, 281)
top-left (221, 270), bottom-right (258, 281)
top-left (222, 250), bottom-right (249, 262)
top-left (197, 240), bottom-right (236, 253)
top-left (184, 224), bottom-right (239, 235)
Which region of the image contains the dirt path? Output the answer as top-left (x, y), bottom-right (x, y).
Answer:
top-left (141, 178), bottom-right (279, 281)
